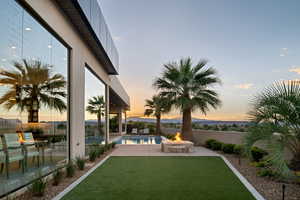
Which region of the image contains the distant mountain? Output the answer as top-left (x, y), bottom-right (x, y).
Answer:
top-left (127, 117), bottom-right (249, 125)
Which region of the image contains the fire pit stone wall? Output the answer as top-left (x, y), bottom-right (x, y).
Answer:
top-left (161, 140), bottom-right (194, 153)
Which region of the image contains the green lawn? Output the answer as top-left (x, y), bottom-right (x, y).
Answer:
top-left (62, 156), bottom-right (255, 200)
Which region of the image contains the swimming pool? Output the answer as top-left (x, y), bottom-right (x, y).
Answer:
top-left (115, 136), bottom-right (164, 144)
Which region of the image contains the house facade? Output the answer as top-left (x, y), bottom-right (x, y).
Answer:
top-left (0, 0), bottom-right (129, 197)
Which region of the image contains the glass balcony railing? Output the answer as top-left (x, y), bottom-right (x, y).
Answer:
top-left (77, 0), bottom-right (119, 72)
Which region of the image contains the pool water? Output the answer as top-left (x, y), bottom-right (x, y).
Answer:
top-left (116, 136), bottom-right (163, 144)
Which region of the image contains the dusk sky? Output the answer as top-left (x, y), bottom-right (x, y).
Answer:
top-left (100, 0), bottom-right (300, 120)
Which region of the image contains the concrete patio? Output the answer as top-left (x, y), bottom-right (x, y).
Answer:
top-left (111, 144), bottom-right (218, 156)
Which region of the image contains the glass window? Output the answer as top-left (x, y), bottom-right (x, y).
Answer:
top-left (109, 113), bottom-right (119, 133)
top-left (85, 67), bottom-right (106, 155)
top-left (0, 0), bottom-right (68, 196)
top-left (122, 112), bottom-right (126, 132)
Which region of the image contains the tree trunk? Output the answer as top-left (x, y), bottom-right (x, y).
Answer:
top-left (181, 108), bottom-right (193, 141)
top-left (156, 114), bottom-right (161, 135)
top-left (27, 98), bottom-right (39, 123)
top-left (97, 113), bottom-right (102, 137)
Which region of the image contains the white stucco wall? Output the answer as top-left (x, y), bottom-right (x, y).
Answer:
top-left (23, 0), bottom-right (129, 158)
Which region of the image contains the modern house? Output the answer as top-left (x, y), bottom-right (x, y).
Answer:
top-left (0, 0), bottom-right (129, 197)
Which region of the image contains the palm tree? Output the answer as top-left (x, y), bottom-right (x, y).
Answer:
top-left (245, 81), bottom-right (300, 178)
top-left (86, 95), bottom-right (105, 136)
top-left (0, 59), bottom-right (67, 123)
top-left (144, 95), bottom-right (171, 135)
top-left (153, 58), bottom-right (221, 141)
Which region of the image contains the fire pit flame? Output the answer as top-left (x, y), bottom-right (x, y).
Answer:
top-left (162, 132), bottom-right (194, 153)
top-left (174, 132), bottom-right (182, 142)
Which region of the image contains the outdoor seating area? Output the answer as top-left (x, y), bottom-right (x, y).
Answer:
top-left (0, 132), bottom-right (67, 196)
top-left (130, 128), bottom-right (150, 135)
top-left (0, 132), bottom-right (64, 178)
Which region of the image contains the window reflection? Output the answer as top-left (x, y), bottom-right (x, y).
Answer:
top-left (0, 0), bottom-right (68, 196)
top-left (85, 67), bottom-right (106, 155)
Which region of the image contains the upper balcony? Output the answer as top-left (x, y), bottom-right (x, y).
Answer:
top-left (55, 0), bottom-right (119, 74)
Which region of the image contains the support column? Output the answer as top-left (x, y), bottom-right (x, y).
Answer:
top-left (105, 85), bottom-right (110, 144)
top-left (118, 109), bottom-right (122, 135)
top-left (125, 111), bottom-right (127, 134)
top-left (69, 49), bottom-right (85, 159)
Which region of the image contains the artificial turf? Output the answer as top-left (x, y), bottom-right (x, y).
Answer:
top-left (62, 156), bottom-right (255, 200)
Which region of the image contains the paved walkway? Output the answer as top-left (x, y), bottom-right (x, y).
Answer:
top-left (111, 144), bottom-right (218, 156)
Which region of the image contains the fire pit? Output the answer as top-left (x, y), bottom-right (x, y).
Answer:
top-left (161, 133), bottom-right (194, 153)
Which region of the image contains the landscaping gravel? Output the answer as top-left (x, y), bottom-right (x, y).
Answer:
top-left (222, 153), bottom-right (300, 200)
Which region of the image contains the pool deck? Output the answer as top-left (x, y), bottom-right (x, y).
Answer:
top-left (111, 144), bottom-right (218, 156)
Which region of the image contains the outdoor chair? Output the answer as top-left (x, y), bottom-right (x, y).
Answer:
top-left (21, 132), bottom-right (40, 168)
top-left (3, 133), bottom-right (25, 178)
top-left (131, 128), bottom-right (138, 135)
top-left (143, 128), bottom-right (149, 135)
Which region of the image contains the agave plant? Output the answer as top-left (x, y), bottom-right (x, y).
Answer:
top-left (86, 95), bottom-right (105, 136)
top-left (245, 80), bottom-right (300, 178)
top-left (0, 59), bottom-right (67, 123)
top-left (153, 58), bottom-right (221, 140)
top-left (144, 95), bottom-right (171, 135)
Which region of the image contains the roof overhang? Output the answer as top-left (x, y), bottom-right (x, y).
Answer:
top-left (109, 76), bottom-right (130, 111)
top-left (54, 0), bottom-right (118, 75)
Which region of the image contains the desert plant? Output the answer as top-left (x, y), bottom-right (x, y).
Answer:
top-left (144, 95), bottom-right (171, 135)
top-left (76, 157), bottom-right (86, 170)
top-left (245, 81), bottom-right (300, 177)
top-left (205, 139), bottom-right (217, 149)
top-left (89, 150), bottom-right (97, 162)
top-left (66, 162), bottom-right (75, 177)
top-left (52, 169), bottom-right (62, 186)
top-left (153, 58), bottom-right (221, 141)
top-left (253, 160), bottom-right (271, 168)
top-left (251, 146), bottom-right (268, 162)
top-left (257, 169), bottom-right (276, 177)
top-left (222, 144), bottom-right (235, 154)
top-left (31, 177), bottom-right (46, 197)
top-left (233, 145), bottom-right (244, 155)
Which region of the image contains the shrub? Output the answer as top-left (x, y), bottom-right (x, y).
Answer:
top-left (164, 134), bottom-right (175, 140)
top-left (52, 169), bottom-right (62, 186)
top-left (76, 157), bottom-right (86, 170)
top-left (233, 145), bottom-right (244, 155)
top-left (222, 144), bottom-right (235, 154)
top-left (205, 139), bottom-right (217, 149)
top-left (253, 160), bottom-right (271, 168)
top-left (31, 178), bottom-right (46, 197)
top-left (112, 142), bottom-right (117, 148)
top-left (95, 148), bottom-right (102, 158)
top-left (104, 144), bottom-right (110, 152)
top-left (257, 169), bottom-right (275, 177)
top-left (89, 150), bottom-right (97, 162)
top-left (99, 146), bottom-right (105, 155)
top-left (251, 146), bottom-right (268, 162)
top-left (66, 162), bottom-right (75, 178)
top-left (211, 141), bottom-right (223, 151)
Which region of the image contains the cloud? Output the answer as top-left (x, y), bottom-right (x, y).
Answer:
top-left (289, 67), bottom-right (300, 74)
top-left (234, 83), bottom-right (253, 89)
top-left (280, 48), bottom-right (288, 57)
top-left (113, 36), bottom-right (122, 42)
